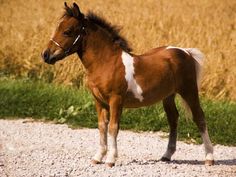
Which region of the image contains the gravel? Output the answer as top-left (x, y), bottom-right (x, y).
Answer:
top-left (0, 119), bottom-right (236, 177)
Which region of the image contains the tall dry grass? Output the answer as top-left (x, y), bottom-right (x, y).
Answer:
top-left (0, 0), bottom-right (235, 100)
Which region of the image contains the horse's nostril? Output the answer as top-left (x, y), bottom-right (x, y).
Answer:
top-left (42, 49), bottom-right (50, 61)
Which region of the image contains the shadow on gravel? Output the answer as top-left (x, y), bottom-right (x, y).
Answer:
top-left (171, 159), bottom-right (236, 166)
top-left (126, 159), bottom-right (236, 166)
top-left (126, 159), bottom-right (161, 165)
top-left (215, 159), bottom-right (236, 166)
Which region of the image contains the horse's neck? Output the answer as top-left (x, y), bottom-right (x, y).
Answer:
top-left (78, 28), bottom-right (118, 72)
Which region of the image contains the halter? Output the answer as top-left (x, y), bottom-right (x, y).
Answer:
top-left (50, 26), bottom-right (85, 56)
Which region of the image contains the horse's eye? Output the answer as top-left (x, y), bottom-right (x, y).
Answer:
top-left (63, 29), bottom-right (73, 37)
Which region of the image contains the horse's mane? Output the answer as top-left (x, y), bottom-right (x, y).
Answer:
top-left (86, 12), bottom-right (132, 53)
top-left (63, 6), bottom-right (132, 53)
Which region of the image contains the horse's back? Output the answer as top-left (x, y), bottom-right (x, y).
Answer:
top-left (138, 46), bottom-right (168, 57)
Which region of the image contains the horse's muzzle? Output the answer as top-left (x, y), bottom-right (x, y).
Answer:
top-left (42, 49), bottom-right (56, 65)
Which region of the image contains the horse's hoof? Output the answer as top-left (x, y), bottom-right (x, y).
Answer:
top-left (205, 160), bottom-right (214, 166)
top-left (91, 159), bottom-right (101, 165)
top-left (106, 162), bottom-right (115, 168)
top-left (160, 157), bottom-right (171, 162)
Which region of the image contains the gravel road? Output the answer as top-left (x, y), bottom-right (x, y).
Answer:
top-left (0, 119), bottom-right (235, 177)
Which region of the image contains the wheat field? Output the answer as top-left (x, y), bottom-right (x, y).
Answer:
top-left (0, 0), bottom-right (235, 100)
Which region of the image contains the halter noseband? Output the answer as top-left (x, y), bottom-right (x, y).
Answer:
top-left (50, 26), bottom-right (85, 56)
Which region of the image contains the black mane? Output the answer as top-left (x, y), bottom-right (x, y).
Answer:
top-left (86, 12), bottom-right (132, 53)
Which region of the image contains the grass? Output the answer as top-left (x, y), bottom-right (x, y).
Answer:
top-left (0, 0), bottom-right (236, 100)
top-left (0, 77), bottom-right (235, 146)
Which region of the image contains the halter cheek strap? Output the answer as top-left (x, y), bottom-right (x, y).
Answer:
top-left (72, 34), bottom-right (81, 45)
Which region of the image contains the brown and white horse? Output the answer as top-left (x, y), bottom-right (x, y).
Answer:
top-left (42, 2), bottom-right (214, 167)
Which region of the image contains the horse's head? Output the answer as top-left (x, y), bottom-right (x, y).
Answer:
top-left (42, 2), bottom-right (86, 64)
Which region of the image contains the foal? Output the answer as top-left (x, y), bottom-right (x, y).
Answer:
top-left (42, 3), bottom-right (214, 167)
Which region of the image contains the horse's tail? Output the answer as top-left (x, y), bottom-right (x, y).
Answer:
top-left (185, 48), bottom-right (205, 89)
top-left (181, 48), bottom-right (205, 118)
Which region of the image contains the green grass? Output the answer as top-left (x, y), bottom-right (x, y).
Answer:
top-left (0, 77), bottom-right (235, 146)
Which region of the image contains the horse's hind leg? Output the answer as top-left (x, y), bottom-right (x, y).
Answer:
top-left (179, 89), bottom-right (214, 165)
top-left (161, 94), bottom-right (179, 161)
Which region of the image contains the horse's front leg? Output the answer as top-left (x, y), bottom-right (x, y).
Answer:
top-left (105, 95), bottom-right (123, 167)
top-left (91, 101), bottom-right (109, 164)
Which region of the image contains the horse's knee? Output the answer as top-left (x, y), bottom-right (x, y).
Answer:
top-left (108, 123), bottom-right (119, 136)
top-left (98, 122), bottom-right (107, 131)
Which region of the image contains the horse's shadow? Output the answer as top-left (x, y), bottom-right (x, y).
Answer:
top-left (170, 159), bottom-right (236, 166)
top-left (125, 158), bottom-right (236, 166)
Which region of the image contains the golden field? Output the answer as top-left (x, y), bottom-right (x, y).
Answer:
top-left (0, 0), bottom-right (235, 100)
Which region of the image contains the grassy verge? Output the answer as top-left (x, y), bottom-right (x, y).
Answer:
top-left (0, 77), bottom-right (235, 146)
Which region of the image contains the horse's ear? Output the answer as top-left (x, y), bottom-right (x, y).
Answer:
top-left (73, 2), bottom-right (83, 18)
top-left (73, 3), bottom-right (80, 12)
top-left (64, 2), bottom-right (69, 8)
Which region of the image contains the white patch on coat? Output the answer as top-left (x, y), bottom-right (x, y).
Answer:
top-left (163, 150), bottom-right (173, 160)
top-left (105, 135), bottom-right (118, 163)
top-left (185, 48), bottom-right (204, 66)
top-left (93, 131), bottom-right (107, 162)
top-left (166, 46), bottom-right (190, 55)
top-left (121, 51), bottom-right (144, 102)
top-left (166, 46), bottom-right (204, 65)
top-left (205, 153), bottom-right (214, 161)
top-left (93, 146), bottom-right (107, 162)
top-left (166, 46), bottom-right (205, 89)
top-left (53, 49), bottom-right (62, 56)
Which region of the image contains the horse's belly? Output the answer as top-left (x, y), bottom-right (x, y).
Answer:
top-left (124, 99), bottom-right (159, 108)
top-left (123, 89), bottom-right (172, 108)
